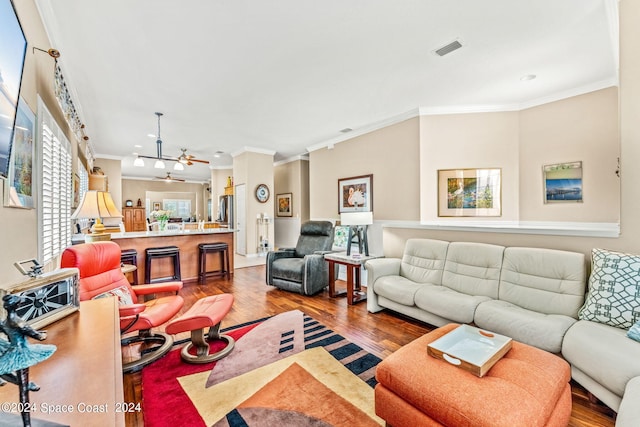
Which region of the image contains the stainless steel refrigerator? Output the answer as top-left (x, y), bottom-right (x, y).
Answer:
top-left (217, 195), bottom-right (234, 227)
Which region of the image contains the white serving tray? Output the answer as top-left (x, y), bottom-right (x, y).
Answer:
top-left (427, 324), bottom-right (512, 377)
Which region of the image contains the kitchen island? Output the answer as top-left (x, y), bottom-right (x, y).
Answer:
top-left (111, 228), bottom-right (235, 283)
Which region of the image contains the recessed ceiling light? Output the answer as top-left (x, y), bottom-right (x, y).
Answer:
top-left (134, 144), bottom-right (142, 148)
top-left (214, 151), bottom-right (223, 158)
top-left (340, 128), bottom-right (352, 133)
top-left (147, 133), bottom-right (156, 138)
top-left (520, 74), bottom-right (537, 81)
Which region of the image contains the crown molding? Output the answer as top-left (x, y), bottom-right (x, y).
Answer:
top-left (308, 81), bottom-right (619, 154)
top-left (306, 108), bottom-right (420, 153)
top-left (274, 154), bottom-right (309, 167)
top-left (230, 146), bottom-right (276, 157)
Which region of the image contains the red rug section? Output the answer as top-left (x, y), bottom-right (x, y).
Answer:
top-left (141, 323), bottom-right (260, 427)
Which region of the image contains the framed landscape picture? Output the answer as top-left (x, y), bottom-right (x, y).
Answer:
top-left (276, 193), bottom-right (293, 217)
top-left (438, 168), bottom-right (501, 217)
top-left (543, 161), bottom-right (583, 203)
top-left (338, 174), bottom-right (372, 213)
top-left (4, 97), bottom-right (35, 209)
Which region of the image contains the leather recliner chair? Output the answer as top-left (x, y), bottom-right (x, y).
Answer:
top-left (61, 241), bottom-right (184, 373)
top-left (265, 221), bottom-right (335, 295)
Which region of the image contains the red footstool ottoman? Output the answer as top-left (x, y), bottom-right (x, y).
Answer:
top-left (375, 324), bottom-right (572, 427)
top-left (166, 293), bottom-right (235, 364)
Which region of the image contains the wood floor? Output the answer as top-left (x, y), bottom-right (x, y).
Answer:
top-left (123, 265), bottom-right (616, 427)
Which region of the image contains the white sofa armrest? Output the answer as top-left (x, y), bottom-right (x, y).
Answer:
top-left (365, 258), bottom-right (401, 313)
top-left (365, 258), bottom-right (401, 284)
top-left (616, 376), bottom-right (640, 427)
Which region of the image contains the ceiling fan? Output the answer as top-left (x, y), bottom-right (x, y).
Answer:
top-left (134, 112), bottom-right (208, 169)
top-left (155, 172), bottom-right (185, 182)
top-left (177, 148), bottom-right (210, 165)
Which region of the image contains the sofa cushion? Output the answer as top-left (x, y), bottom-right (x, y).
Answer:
top-left (414, 285), bottom-right (490, 324)
top-left (399, 239), bottom-right (449, 284)
top-left (579, 248), bottom-right (640, 329)
top-left (271, 258), bottom-right (305, 283)
top-left (373, 275), bottom-right (425, 306)
top-left (562, 320), bottom-right (640, 398)
top-left (499, 247), bottom-right (586, 317)
top-left (441, 242), bottom-right (504, 299)
top-left (474, 300), bottom-right (577, 353)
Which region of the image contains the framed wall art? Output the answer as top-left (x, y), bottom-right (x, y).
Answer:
top-left (338, 174), bottom-right (372, 213)
top-left (438, 168), bottom-right (501, 217)
top-left (153, 202), bottom-right (161, 211)
top-left (543, 161), bottom-right (583, 203)
top-left (4, 97), bottom-right (35, 209)
top-left (276, 193), bottom-right (293, 217)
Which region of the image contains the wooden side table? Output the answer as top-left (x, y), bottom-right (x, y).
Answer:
top-left (325, 252), bottom-right (381, 305)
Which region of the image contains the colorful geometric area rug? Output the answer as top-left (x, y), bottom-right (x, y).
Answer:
top-left (141, 310), bottom-right (384, 426)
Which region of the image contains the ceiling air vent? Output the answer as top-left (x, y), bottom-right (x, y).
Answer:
top-left (435, 40), bottom-right (462, 56)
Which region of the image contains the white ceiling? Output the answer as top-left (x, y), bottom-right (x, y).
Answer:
top-left (34, 0), bottom-right (618, 182)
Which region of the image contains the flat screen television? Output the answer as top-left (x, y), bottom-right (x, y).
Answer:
top-left (0, 0), bottom-right (28, 179)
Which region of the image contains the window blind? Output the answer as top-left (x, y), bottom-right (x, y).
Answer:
top-left (39, 98), bottom-right (73, 264)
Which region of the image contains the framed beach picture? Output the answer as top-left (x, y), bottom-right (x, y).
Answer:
top-left (276, 193), bottom-right (293, 217)
top-left (543, 161), bottom-right (583, 203)
top-left (4, 97), bottom-right (35, 209)
top-left (438, 168), bottom-right (501, 217)
top-left (338, 174), bottom-right (372, 213)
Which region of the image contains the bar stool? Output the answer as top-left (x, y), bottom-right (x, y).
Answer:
top-left (120, 248), bottom-right (138, 285)
top-left (198, 242), bottom-right (230, 282)
top-left (145, 246), bottom-right (181, 284)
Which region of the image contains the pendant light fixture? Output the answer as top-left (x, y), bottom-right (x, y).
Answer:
top-left (135, 112), bottom-right (207, 170)
top-left (153, 112), bottom-right (165, 169)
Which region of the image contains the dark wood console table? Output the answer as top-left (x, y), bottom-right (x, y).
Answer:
top-left (0, 298), bottom-right (125, 426)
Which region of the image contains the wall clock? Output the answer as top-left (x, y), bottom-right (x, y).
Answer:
top-left (1, 268), bottom-right (80, 329)
top-left (125, 199), bottom-right (133, 207)
top-left (255, 184), bottom-right (270, 203)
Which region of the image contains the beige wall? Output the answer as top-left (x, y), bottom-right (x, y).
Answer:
top-left (420, 111), bottom-right (520, 221)
top-left (274, 159), bottom-right (309, 220)
top-left (93, 158), bottom-right (122, 211)
top-left (310, 117), bottom-right (421, 221)
top-left (233, 151), bottom-right (274, 255)
top-left (417, 88), bottom-right (619, 224)
top-left (519, 87), bottom-right (619, 222)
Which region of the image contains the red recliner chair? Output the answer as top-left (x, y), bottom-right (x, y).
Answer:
top-left (61, 241), bottom-right (184, 373)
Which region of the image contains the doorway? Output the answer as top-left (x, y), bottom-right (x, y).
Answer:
top-left (235, 184), bottom-right (246, 255)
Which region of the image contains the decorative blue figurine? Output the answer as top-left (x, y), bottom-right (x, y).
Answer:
top-left (0, 294), bottom-right (57, 427)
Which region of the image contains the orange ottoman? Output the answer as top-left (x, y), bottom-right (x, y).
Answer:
top-left (375, 324), bottom-right (572, 427)
top-left (165, 293), bottom-right (235, 364)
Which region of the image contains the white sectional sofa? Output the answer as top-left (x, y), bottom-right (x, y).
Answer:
top-left (366, 238), bottom-right (640, 425)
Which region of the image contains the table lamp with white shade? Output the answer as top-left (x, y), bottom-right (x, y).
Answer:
top-left (340, 211), bottom-right (373, 256)
top-left (71, 190), bottom-right (123, 242)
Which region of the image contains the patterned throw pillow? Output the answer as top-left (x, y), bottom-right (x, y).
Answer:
top-left (579, 248), bottom-right (640, 329)
top-left (92, 285), bottom-right (134, 306)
